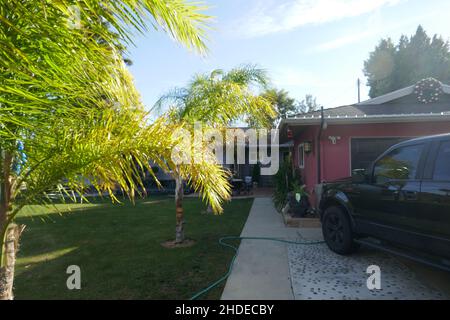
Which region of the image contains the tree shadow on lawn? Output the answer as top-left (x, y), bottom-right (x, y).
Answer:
top-left (13, 197), bottom-right (253, 300)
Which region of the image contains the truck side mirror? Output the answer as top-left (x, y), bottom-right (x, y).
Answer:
top-left (352, 169), bottom-right (368, 183)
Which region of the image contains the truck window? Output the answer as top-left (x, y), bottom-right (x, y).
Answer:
top-left (433, 141), bottom-right (450, 181)
top-left (374, 144), bottom-right (424, 184)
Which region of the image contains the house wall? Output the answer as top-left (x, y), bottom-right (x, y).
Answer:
top-left (293, 121), bottom-right (450, 207)
top-left (293, 126), bottom-right (319, 204)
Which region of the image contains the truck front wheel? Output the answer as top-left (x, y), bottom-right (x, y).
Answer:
top-left (322, 206), bottom-right (358, 255)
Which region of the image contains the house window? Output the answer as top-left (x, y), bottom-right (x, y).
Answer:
top-left (298, 144), bottom-right (305, 169)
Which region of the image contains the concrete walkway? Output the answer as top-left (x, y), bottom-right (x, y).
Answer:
top-left (221, 198), bottom-right (300, 300)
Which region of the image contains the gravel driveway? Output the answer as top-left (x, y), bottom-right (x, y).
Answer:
top-left (288, 232), bottom-right (450, 300)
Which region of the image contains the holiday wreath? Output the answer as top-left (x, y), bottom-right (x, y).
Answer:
top-left (414, 78), bottom-right (443, 104)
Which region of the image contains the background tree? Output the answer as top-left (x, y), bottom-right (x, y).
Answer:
top-left (155, 65), bottom-right (276, 243)
top-left (256, 90), bottom-right (321, 127)
top-left (262, 89), bottom-right (296, 124)
top-left (364, 25), bottom-right (450, 98)
top-left (298, 94), bottom-right (321, 114)
top-left (0, 0), bottom-right (212, 300)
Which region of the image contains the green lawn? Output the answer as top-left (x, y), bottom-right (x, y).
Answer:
top-left (13, 196), bottom-right (253, 299)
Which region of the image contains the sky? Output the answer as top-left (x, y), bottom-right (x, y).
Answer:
top-left (127, 0), bottom-right (450, 111)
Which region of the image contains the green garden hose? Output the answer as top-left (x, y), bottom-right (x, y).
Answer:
top-left (189, 236), bottom-right (325, 300)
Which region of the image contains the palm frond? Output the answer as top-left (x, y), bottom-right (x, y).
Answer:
top-left (223, 64), bottom-right (270, 88)
top-left (158, 65), bottom-right (276, 127)
top-left (153, 65), bottom-right (277, 213)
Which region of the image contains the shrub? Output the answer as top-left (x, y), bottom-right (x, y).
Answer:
top-left (273, 155), bottom-right (305, 211)
top-left (273, 157), bottom-right (293, 210)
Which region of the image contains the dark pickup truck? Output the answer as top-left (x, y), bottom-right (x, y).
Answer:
top-left (319, 133), bottom-right (450, 271)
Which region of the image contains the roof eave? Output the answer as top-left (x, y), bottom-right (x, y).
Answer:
top-left (280, 114), bottom-right (450, 127)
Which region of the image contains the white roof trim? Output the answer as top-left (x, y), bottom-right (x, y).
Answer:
top-left (358, 84), bottom-right (450, 105)
top-left (280, 113), bottom-right (450, 127)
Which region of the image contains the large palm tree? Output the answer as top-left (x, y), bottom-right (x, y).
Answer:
top-left (0, 0), bottom-right (211, 300)
top-left (156, 66), bottom-right (277, 243)
top-left (1, 0), bottom-right (210, 135)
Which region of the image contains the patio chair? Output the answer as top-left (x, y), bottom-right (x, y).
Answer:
top-left (243, 176), bottom-right (253, 195)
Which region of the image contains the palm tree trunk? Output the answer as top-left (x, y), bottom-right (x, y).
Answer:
top-left (175, 174), bottom-right (185, 244)
top-left (0, 224), bottom-right (24, 300)
top-left (0, 151), bottom-right (22, 300)
top-left (0, 151), bottom-right (11, 233)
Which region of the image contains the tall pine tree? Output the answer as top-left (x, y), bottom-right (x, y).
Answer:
top-left (364, 26), bottom-right (450, 98)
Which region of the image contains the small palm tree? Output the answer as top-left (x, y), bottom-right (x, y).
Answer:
top-left (156, 65), bottom-right (276, 243)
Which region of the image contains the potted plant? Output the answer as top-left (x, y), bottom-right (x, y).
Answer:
top-left (288, 181), bottom-right (310, 217)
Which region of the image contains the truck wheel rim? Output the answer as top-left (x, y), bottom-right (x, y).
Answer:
top-left (326, 213), bottom-right (344, 245)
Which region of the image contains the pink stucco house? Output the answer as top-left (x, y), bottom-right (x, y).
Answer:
top-left (278, 79), bottom-right (450, 208)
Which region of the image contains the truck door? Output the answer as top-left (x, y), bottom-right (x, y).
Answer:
top-left (354, 142), bottom-right (426, 246)
top-left (419, 139), bottom-right (450, 259)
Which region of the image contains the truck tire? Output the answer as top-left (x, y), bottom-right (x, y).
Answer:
top-left (322, 206), bottom-right (358, 255)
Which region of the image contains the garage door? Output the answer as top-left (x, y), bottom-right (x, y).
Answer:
top-left (351, 138), bottom-right (408, 171)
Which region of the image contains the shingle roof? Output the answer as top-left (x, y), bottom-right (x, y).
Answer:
top-left (294, 102), bottom-right (450, 119)
top-left (278, 81), bottom-right (450, 143)
top-left (290, 81), bottom-right (450, 119)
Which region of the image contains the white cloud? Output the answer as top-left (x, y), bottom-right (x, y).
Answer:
top-left (312, 30), bottom-right (375, 52)
top-left (309, 7), bottom-right (439, 52)
top-left (238, 0), bottom-right (404, 38)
